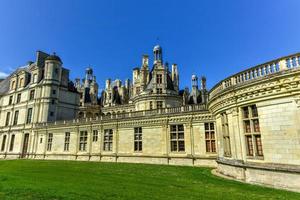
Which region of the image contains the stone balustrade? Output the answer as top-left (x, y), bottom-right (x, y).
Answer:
top-left (209, 53), bottom-right (300, 99)
top-left (37, 103), bottom-right (207, 127)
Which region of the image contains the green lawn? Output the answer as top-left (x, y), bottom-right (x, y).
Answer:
top-left (0, 160), bottom-right (298, 200)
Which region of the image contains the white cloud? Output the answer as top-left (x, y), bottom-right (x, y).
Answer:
top-left (0, 71), bottom-right (9, 79)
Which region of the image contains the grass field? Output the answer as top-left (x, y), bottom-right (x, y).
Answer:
top-left (0, 160), bottom-right (299, 200)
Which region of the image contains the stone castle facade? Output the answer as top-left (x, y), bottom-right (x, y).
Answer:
top-left (0, 46), bottom-right (299, 192)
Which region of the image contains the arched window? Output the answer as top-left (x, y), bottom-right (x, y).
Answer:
top-left (1, 135), bottom-right (7, 151)
top-left (33, 74), bottom-right (38, 83)
top-left (9, 134), bottom-right (15, 151)
top-left (11, 81), bottom-right (16, 90)
top-left (19, 78), bottom-right (24, 87)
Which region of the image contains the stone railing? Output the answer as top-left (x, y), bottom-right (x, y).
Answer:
top-left (209, 53), bottom-right (300, 99)
top-left (37, 103), bottom-right (208, 128)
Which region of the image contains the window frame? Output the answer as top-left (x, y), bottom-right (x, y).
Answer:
top-left (29, 90), bottom-right (35, 101)
top-left (103, 129), bottom-right (113, 151)
top-left (64, 132), bottom-right (70, 151)
top-left (221, 112), bottom-right (231, 157)
top-left (79, 131), bottom-right (88, 151)
top-left (13, 110), bottom-right (19, 125)
top-left (92, 130), bottom-right (98, 142)
top-left (26, 108), bottom-right (33, 124)
top-left (5, 112), bottom-right (10, 126)
top-left (242, 105), bottom-right (263, 158)
top-left (47, 133), bottom-right (53, 151)
top-left (9, 134), bottom-right (15, 152)
top-left (156, 74), bottom-right (162, 84)
top-left (204, 122), bottom-right (216, 153)
top-left (134, 127), bottom-right (142, 152)
top-left (170, 124), bottom-right (185, 152)
top-left (16, 93), bottom-right (21, 103)
top-left (1, 135), bottom-right (7, 151)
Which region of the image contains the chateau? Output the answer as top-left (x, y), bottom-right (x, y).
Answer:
top-left (0, 46), bottom-right (299, 192)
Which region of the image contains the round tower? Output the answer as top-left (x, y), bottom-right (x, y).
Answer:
top-left (44, 53), bottom-right (62, 83)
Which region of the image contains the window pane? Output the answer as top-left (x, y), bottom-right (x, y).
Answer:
top-left (178, 141), bottom-right (185, 151)
top-left (244, 120), bottom-right (251, 133)
top-left (255, 135), bottom-right (263, 156)
top-left (178, 125), bottom-right (184, 132)
top-left (205, 132), bottom-right (210, 139)
top-left (171, 125), bottom-right (177, 132)
top-left (243, 107), bottom-right (249, 118)
top-left (204, 123), bottom-right (209, 130)
top-left (206, 141), bottom-right (211, 152)
top-left (178, 132), bottom-right (184, 139)
top-left (210, 123), bottom-right (214, 130)
top-left (253, 119), bottom-right (260, 132)
top-left (171, 141), bottom-right (177, 151)
top-left (251, 105), bottom-right (258, 117)
top-left (171, 133), bottom-right (177, 140)
top-left (246, 136), bottom-right (253, 156)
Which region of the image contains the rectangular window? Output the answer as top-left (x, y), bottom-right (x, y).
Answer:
top-left (16, 93), bottom-right (21, 103)
top-left (9, 134), bottom-right (15, 151)
top-left (47, 133), bottom-right (53, 151)
top-left (92, 130), bottom-right (98, 142)
top-left (157, 101), bottom-right (163, 109)
top-left (221, 112), bottom-right (231, 157)
top-left (103, 129), bottom-right (113, 151)
top-left (1, 135), bottom-right (7, 151)
top-left (170, 125), bottom-right (185, 152)
top-left (26, 108), bottom-right (33, 124)
top-left (64, 132), bottom-right (70, 151)
top-left (157, 88), bottom-right (162, 94)
top-left (149, 101), bottom-right (153, 110)
top-left (136, 87), bottom-right (140, 94)
top-left (52, 90), bottom-right (56, 95)
top-left (5, 112), bottom-right (10, 126)
top-left (79, 131), bottom-right (88, 151)
top-left (13, 110), bottom-right (19, 125)
top-left (156, 74), bottom-right (162, 84)
top-left (134, 127), bottom-right (142, 152)
top-left (204, 123), bottom-right (216, 153)
top-left (9, 96), bottom-right (13, 105)
top-left (242, 105), bottom-right (263, 158)
top-left (29, 90), bottom-right (35, 100)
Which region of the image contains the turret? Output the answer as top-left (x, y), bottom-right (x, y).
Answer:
top-left (153, 45), bottom-right (163, 64)
top-left (125, 79), bottom-right (130, 89)
top-left (142, 54), bottom-right (149, 67)
top-left (75, 78), bottom-right (81, 88)
top-left (132, 68), bottom-right (140, 85)
top-left (105, 79), bottom-right (111, 89)
top-left (172, 64), bottom-right (179, 91)
top-left (191, 75), bottom-right (198, 89)
top-left (44, 53), bottom-right (62, 83)
top-left (84, 67), bottom-right (93, 87)
top-left (201, 76), bottom-right (208, 103)
top-left (201, 76), bottom-right (207, 90)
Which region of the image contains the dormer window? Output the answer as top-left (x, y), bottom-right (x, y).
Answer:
top-left (11, 81), bottom-right (16, 90)
top-left (33, 74), bottom-right (38, 83)
top-left (156, 74), bottom-right (162, 84)
top-left (19, 78), bottom-right (24, 87)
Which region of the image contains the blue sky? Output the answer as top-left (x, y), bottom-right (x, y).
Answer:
top-left (0, 0), bottom-right (299, 91)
